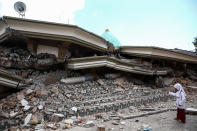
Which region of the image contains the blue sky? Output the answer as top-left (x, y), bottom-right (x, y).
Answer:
top-left (74, 0), bottom-right (197, 50)
top-left (0, 0), bottom-right (197, 50)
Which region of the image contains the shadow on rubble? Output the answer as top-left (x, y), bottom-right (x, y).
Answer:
top-left (78, 67), bottom-right (157, 87)
top-left (0, 86), bottom-right (20, 99)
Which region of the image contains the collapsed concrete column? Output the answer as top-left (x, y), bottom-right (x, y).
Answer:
top-left (26, 39), bottom-right (37, 55)
top-left (58, 42), bottom-right (71, 62)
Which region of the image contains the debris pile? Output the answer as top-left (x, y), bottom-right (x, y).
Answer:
top-left (0, 74), bottom-right (171, 130)
top-left (0, 16), bottom-right (197, 131)
top-left (0, 46), bottom-right (59, 76)
top-left (0, 44), bottom-right (197, 130)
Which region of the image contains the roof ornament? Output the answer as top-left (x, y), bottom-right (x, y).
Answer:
top-left (102, 28), bottom-right (121, 47)
top-left (105, 28), bottom-right (109, 32)
top-left (14, 1), bottom-right (26, 18)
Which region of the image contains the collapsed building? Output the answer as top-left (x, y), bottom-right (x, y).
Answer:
top-left (0, 16), bottom-right (197, 130)
top-left (0, 16), bottom-right (197, 90)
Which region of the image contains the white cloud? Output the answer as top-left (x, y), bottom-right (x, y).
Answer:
top-left (0, 0), bottom-right (85, 24)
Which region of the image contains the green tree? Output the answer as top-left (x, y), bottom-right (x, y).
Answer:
top-left (193, 37), bottom-right (197, 51)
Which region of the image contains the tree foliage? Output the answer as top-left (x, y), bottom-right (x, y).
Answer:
top-left (193, 37), bottom-right (197, 51)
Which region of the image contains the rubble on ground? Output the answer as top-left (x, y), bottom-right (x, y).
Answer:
top-left (0, 67), bottom-right (197, 130)
top-left (0, 44), bottom-right (197, 130)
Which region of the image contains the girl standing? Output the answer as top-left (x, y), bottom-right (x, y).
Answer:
top-left (169, 83), bottom-right (186, 123)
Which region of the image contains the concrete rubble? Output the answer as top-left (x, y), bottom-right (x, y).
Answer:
top-left (0, 47), bottom-right (197, 130)
top-left (0, 16), bottom-right (197, 131)
top-left (0, 66), bottom-right (196, 130)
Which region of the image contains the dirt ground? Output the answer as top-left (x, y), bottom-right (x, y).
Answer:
top-left (68, 111), bottom-right (197, 131)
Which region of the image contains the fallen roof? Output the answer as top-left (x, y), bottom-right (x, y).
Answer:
top-left (0, 69), bottom-right (25, 88)
top-left (1, 16), bottom-right (196, 64)
top-left (120, 46), bottom-right (197, 64)
top-left (0, 16), bottom-right (112, 52)
top-left (67, 56), bottom-right (167, 75)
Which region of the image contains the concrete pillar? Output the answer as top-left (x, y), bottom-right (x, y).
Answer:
top-left (58, 42), bottom-right (70, 62)
top-left (108, 45), bottom-right (115, 53)
top-left (26, 39), bottom-right (37, 55)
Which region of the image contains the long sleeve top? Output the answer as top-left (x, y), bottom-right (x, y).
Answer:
top-left (169, 91), bottom-right (186, 109)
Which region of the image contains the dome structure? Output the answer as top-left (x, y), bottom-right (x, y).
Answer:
top-left (101, 29), bottom-right (121, 47)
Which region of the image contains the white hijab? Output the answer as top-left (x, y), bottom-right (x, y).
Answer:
top-left (174, 83), bottom-right (186, 97)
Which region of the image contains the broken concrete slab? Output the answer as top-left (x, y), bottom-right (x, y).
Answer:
top-left (186, 108), bottom-right (197, 115)
top-left (64, 119), bottom-right (74, 125)
top-left (38, 105), bottom-right (44, 110)
top-left (50, 113), bottom-right (64, 122)
top-left (30, 114), bottom-right (39, 125)
top-left (163, 77), bottom-right (174, 86)
top-left (25, 89), bottom-right (33, 95)
top-left (20, 99), bottom-right (28, 107)
top-left (0, 112), bottom-right (9, 119)
top-left (46, 123), bottom-right (57, 130)
top-left (24, 113), bottom-right (32, 125)
top-left (17, 93), bottom-right (25, 101)
top-left (67, 56), bottom-right (167, 76)
top-left (84, 121), bottom-right (95, 128)
top-left (61, 74), bottom-right (94, 84)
